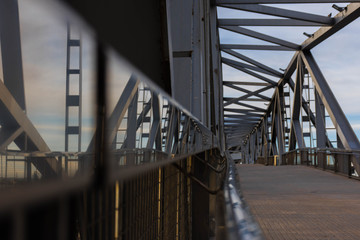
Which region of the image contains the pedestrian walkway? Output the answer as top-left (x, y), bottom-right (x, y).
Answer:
top-left (237, 165), bottom-right (360, 240)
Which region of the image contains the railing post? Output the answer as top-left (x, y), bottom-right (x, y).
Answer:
top-left (318, 151), bottom-right (325, 170)
top-left (348, 154), bottom-right (352, 177)
top-left (300, 149), bottom-right (308, 165)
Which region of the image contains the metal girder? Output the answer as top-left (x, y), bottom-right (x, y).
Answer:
top-left (179, 116), bottom-right (190, 154)
top-left (222, 49), bottom-right (283, 77)
top-left (121, 99), bottom-right (152, 149)
top-left (224, 116), bottom-right (260, 121)
top-left (224, 110), bottom-right (263, 116)
top-left (223, 97), bottom-right (270, 102)
top-left (289, 56), bottom-right (305, 150)
top-left (218, 18), bottom-right (326, 27)
top-left (225, 122), bottom-right (257, 127)
top-left (301, 3), bottom-right (360, 50)
top-left (301, 51), bottom-right (360, 150)
top-left (222, 57), bottom-right (280, 77)
top-left (88, 75), bottom-right (140, 152)
top-left (226, 132), bottom-right (253, 137)
top-left (224, 83), bottom-right (273, 101)
top-left (0, 0), bottom-right (26, 110)
top-left (225, 124), bottom-right (258, 129)
top-left (124, 91), bottom-right (138, 149)
top-left (225, 123), bottom-right (256, 127)
top-left (315, 89), bottom-right (327, 148)
top-left (225, 109), bottom-right (266, 113)
top-left (288, 77), bottom-right (334, 148)
top-left (227, 131), bottom-right (246, 136)
top-left (108, 76), bottom-right (140, 145)
top-left (0, 80), bottom-right (58, 177)
top-left (225, 61), bottom-right (277, 85)
top-left (224, 116), bottom-right (260, 120)
top-left (220, 44), bottom-right (294, 51)
top-left (225, 102), bottom-right (266, 112)
top-left (223, 81), bottom-right (271, 86)
top-left (217, 0), bottom-right (360, 3)
top-left (230, 100), bottom-right (267, 110)
top-left (274, 89), bottom-right (285, 160)
top-left (165, 108), bottom-right (178, 154)
top-left (224, 85), bottom-right (273, 106)
top-left (221, 26), bottom-right (300, 50)
top-left (219, 4), bottom-right (333, 25)
top-left (147, 93), bottom-right (161, 150)
top-left (0, 127), bottom-right (23, 151)
top-left (225, 121), bottom-right (259, 125)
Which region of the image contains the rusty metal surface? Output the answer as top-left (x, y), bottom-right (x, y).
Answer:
top-left (237, 164), bottom-right (360, 240)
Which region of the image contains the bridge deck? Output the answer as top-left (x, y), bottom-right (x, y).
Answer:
top-left (237, 164), bottom-right (360, 240)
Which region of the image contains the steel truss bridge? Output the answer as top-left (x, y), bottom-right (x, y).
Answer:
top-left (0, 0), bottom-right (360, 239)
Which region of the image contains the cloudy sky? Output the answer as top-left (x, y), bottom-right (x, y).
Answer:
top-left (12, 0), bottom-right (134, 151)
top-left (2, 1), bottom-right (360, 151)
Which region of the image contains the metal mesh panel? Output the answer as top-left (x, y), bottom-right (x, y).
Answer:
top-left (114, 158), bottom-right (192, 240)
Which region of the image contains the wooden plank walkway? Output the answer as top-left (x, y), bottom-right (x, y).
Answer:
top-left (237, 164), bottom-right (360, 240)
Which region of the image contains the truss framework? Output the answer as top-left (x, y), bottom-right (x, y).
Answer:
top-left (218, 1), bottom-right (360, 168)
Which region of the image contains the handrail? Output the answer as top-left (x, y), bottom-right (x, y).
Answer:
top-left (224, 151), bottom-right (263, 240)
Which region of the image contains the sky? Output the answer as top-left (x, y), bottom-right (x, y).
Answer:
top-left (1, 0), bottom-right (360, 151)
top-left (12, 0), bottom-right (134, 151)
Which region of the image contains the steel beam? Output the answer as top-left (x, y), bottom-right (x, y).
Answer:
top-left (125, 91), bottom-right (138, 149)
top-left (147, 93), bottom-right (162, 150)
top-left (275, 90), bottom-right (285, 162)
top-left (301, 51), bottom-right (360, 150)
top-left (289, 56), bottom-right (305, 150)
top-left (220, 44), bottom-right (295, 51)
top-left (165, 108), bottom-right (177, 154)
top-left (222, 49), bottom-right (283, 77)
top-left (0, 80), bottom-right (58, 177)
top-left (224, 85), bottom-right (273, 106)
top-left (0, 127), bottom-right (23, 151)
top-left (301, 3), bottom-right (360, 50)
top-left (0, 0), bottom-right (26, 110)
top-left (225, 102), bottom-right (266, 112)
top-left (315, 89), bottom-right (327, 148)
top-left (222, 57), bottom-right (280, 77)
top-left (87, 75), bottom-right (140, 152)
top-left (224, 83), bottom-right (273, 101)
top-left (223, 81), bottom-right (271, 86)
top-left (223, 97), bottom-right (270, 102)
top-left (218, 19), bottom-right (325, 27)
top-left (225, 62), bottom-right (277, 85)
top-left (120, 99), bottom-right (152, 149)
top-left (221, 26), bottom-right (300, 50)
top-left (219, 4), bottom-right (334, 24)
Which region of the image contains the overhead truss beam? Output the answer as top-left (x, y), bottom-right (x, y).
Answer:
top-left (219, 4), bottom-right (334, 24)
top-left (218, 19), bottom-right (327, 27)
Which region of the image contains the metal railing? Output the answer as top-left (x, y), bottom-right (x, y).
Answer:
top-left (256, 148), bottom-right (360, 180)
